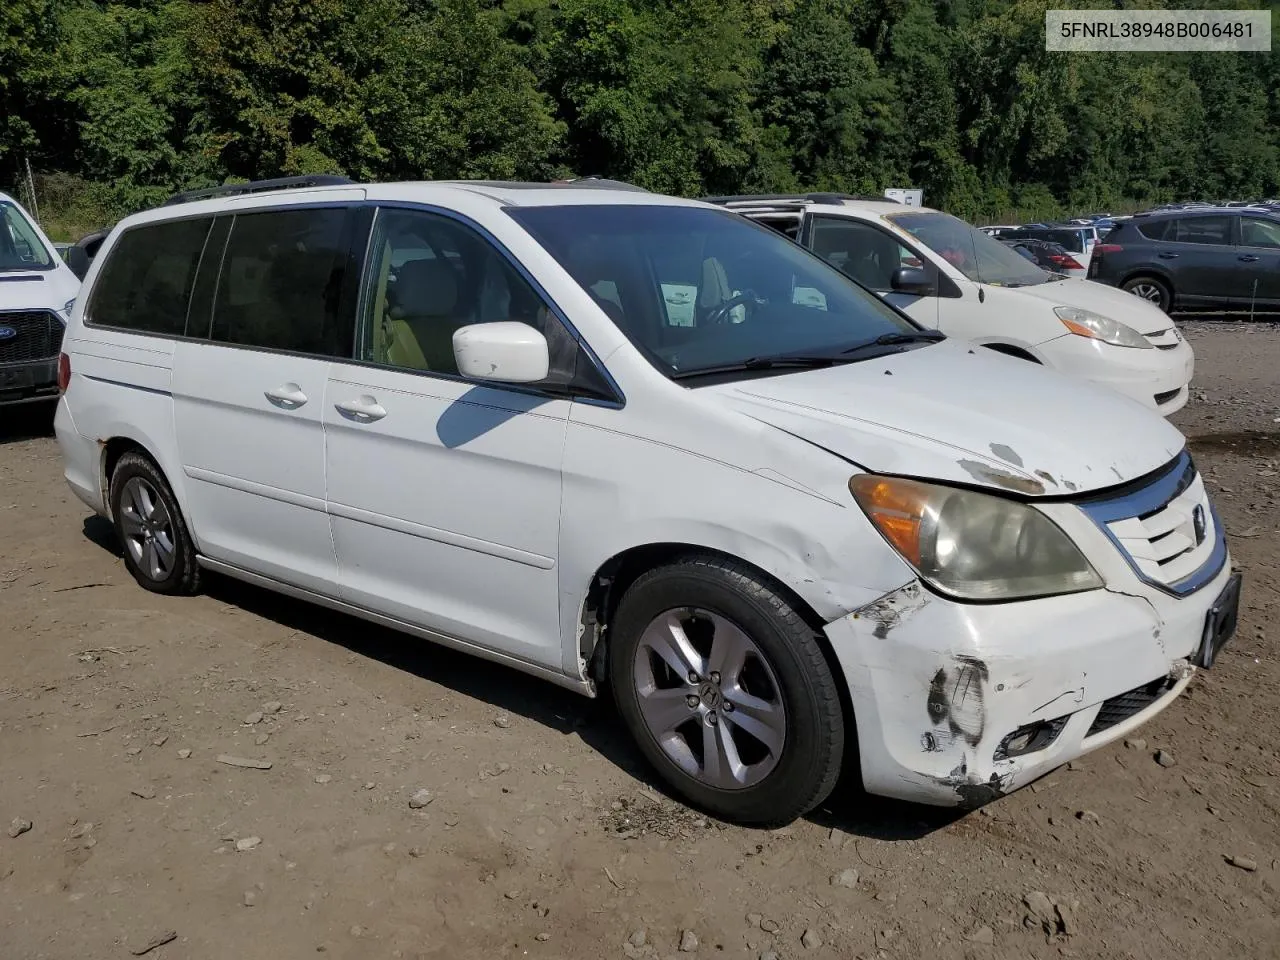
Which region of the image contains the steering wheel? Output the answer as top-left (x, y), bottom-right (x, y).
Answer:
top-left (705, 289), bottom-right (762, 326)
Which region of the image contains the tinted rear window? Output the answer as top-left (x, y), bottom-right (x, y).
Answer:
top-left (1014, 229), bottom-right (1083, 252)
top-left (1135, 219), bottom-right (1170, 241)
top-left (209, 207), bottom-right (356, 357)
top-left (87, 218), bottom-right (213, 335)
top-left (1169, 216), bottom-right (1232, 245)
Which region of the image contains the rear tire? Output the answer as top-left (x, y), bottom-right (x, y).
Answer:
top-left (1122, 275), bottom-right (1172, 314)
top-left (109, 452), bottom-right (201, 595)
top-left (609, 555), bottom-right (844, 826)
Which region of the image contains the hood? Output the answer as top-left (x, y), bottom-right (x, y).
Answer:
top-left (705, 340), bottom-right (1185, 496)
top-left (1014, 277), bottom-right (1171, 335)
top-left (0, 268), bottom-right (79, 314)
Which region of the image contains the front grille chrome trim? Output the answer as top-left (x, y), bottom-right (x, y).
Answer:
top-left (1079, 451), bottom-right (1227, 597)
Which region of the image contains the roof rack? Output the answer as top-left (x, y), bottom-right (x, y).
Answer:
top-left (704, 192), bottom-right (891, 207)
top-left (162, 174), bottom-right (355, 206)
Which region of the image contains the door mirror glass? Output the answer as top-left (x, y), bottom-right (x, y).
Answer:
top-left (453, 321), bottom-right (550, 383)
top-left (891, 266), bottom-right (936, 296)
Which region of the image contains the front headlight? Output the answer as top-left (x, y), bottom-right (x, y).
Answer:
top-left (59, 298), bottom-right (75, 323)
top-left (849, 474), bottom-right (1103, 601)
top-left (1054, 306), bottom-right (1151, 349)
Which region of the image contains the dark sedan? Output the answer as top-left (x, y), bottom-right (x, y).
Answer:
top-left (1001, 238), bottom-right (1086, 276)
top-left (1089, 208), bottom-right (1280, 314)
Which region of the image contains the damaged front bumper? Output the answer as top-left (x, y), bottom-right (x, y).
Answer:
top-left (824, 561), bottom-right (1234, 807)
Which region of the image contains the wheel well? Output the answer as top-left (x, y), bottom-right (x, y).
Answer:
top-left (101, 438), bottom-right (151, 514)
top-left (981, 343), bottom-right (1040, 363)
top-left (1121, 271), bottom-right (1172, 294)
top-left (580, 543), bottom-right (859, 773)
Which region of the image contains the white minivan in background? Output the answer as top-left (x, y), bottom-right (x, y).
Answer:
top-left (55, 177), bottom-right (1238, 825)
top-left (0, 192), bottom-right (81, 406)
top-left (710, 195), bottom-right (1195, 416)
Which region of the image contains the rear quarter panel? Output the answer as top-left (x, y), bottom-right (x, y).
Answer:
top-left (60, 223), bottom-right (189, 534)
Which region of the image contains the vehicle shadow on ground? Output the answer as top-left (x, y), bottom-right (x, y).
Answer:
top-left (78, 521), bottom-right (957, 842)
top-left (206, 572), bottom-right (964, 841)
top-left (0, 402), bottom-right (55, 445)
top-left (82, 516), bottom-right (122, 557)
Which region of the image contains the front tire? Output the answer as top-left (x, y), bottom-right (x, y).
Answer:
top-left (109, 452), bottom-right (201, 595)
top-left (609, 555), bottom-right (844, 826)
top-left (1123, 275), bottom-right (1172, 313)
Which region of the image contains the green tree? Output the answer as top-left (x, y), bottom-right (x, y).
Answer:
top-left (0, 0), bottom-right (61, 178)
top-left (56, 1), bottom-right (218, 208)
top-left (762, 0), bottom-right (902, 193)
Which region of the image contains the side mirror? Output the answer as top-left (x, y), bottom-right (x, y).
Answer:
top-left (65, 246), bottom-right (91, 280)
top-left (453, 322), bottom-right (549, 383)
top-left (890, 266), bottom-right (936, 297)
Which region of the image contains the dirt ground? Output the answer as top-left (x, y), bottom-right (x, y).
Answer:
top-left (1, 321), bottom-right (1278, 960)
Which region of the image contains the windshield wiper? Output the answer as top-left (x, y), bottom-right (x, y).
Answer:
top-left (672, 332), bottom-right (945, 381)
top-left (671, 354), bottom-right (851, 380)
top-left (837, 330), bottom-right (945, 356)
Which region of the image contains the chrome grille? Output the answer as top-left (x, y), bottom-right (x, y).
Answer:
top-left (0, 310), bottom-right (63, 364)
top-left (1080, 453), bottom-right (1226, 596)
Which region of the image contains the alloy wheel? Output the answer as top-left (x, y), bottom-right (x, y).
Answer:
top-left (631, 607), bottom-right (787, 790)
top-left (1128, 282), bottom-right (1164, 304)
top-left (118, 476), bottom-right (176, 582)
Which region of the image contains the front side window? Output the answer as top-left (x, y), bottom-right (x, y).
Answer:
top-left (888, 212), bottom-right (1049, 287)
top-left (1240, 217), bottom-right (1280, 249)
top-left (509, 204), bottom-right (917, 378)
top-left (210, 207), bottom-right (355, 357)
top-left (1171, 216), bottom-right (1231, 245)
top-left (359, 208), bottom-right (578, 383)
top-left (0, 201), bottom-right (54, 271)
top-left (809, 218), bottom-right (922, 293)
top-left (87, 217), bottom-right (213, 335)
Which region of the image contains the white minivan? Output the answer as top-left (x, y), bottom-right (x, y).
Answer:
top-left (55, 178), bottom-right (1239, 825)
top-left (711, 196), bottom-right (1195, 416)
top-left (0, 192), bottom-right (81, 406)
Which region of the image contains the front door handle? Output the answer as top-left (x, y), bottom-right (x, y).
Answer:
top-left (1238, 254), bottom-right (1260, 263)
top-left (1157, 252), bottom-right (1179, 260)
top-left (265, 383), bottom-right (308, 408)
top-left (334, 395), bottom-right (387, 422)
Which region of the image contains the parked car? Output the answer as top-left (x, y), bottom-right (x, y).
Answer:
top-left (708, 195), bottom-right (1194, 415)
top-left (1089, 207), bottom-right (1280, 314)
top-left (1001, 238), bottom-right (1086, 277)
top-left (56, 177), bottom-right (1238, 825)
top-left (0, 192), bottom-right (81, 406)
top-left (989, 225), bottom-right (1096, 269)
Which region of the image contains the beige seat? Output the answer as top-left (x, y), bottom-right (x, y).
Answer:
top-left (384, 259), bottom-right (462, 373)
top-left (697, 257), bottom-right (732, 314)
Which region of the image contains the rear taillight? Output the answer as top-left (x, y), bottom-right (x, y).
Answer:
top-left (1049, 255), bottom-right (1084, 269)
top-left (57, 353), bottom-right (70, 393)
top-left (1096, 243), bottom-right (1124, 254)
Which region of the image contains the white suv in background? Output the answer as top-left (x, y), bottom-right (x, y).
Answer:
top-left (55, 177), bottom-right (1238, 825)
top-left (709, 195), bottom-right (1195, 416)
top-left (0, 192), bottom-right (81, 406)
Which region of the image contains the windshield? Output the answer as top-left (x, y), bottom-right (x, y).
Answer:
top-left (509, 204), bottom-right (917, 378)
top-left (0, 201), bottom-right (55, 271)
top-left (888, 211), bottom-right (1049, 287)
